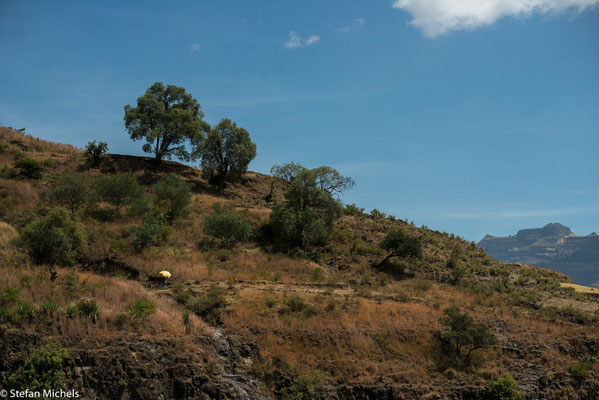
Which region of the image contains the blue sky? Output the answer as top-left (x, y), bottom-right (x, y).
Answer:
top-left (1, 0), bottom-right (598, 241)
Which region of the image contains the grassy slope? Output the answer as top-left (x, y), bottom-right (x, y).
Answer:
top-left (1, 127), bottom-right (598, 398)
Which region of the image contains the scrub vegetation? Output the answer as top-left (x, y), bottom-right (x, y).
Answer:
top-left (0, 124), bottom-right (598, 399)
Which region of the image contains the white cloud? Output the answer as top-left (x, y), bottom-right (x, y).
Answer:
top-left (355, 18), bottom-right (367, 26)
top-left (284, 31), bottom-right (320, 49)
top-left (392, 0), bottom-right (599, 37)
top-left (190, 43), bottom-right (201, 52)
top-left (305, 35), bottom-right (320, 45)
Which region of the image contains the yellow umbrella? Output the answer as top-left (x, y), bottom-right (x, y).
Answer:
top-left (159, 270), bottom-right (171, 279)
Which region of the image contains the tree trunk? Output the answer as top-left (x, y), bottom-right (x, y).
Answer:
top-left (375, 252), bottom-right (396, 269)
top-left (218, 176), bottom-right (224, 195)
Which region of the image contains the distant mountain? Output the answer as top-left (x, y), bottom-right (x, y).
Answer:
top-left (478, 223), bottom-right (599, 287)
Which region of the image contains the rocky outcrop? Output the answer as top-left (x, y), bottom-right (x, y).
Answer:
top-left (478, 223), bottom-right (599, 287)
top-left (0, 326), bottom-right (268, 400)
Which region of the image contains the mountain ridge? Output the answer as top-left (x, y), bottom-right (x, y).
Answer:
top-left (478, 223), bottom-right (599, 287)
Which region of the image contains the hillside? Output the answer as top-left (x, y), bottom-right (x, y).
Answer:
top-left (1, 127), bottom-right (599, 399)
top-left (479, 223), bottom-right (599, 288)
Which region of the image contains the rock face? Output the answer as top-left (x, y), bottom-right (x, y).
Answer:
top-left (478, 223), bottom-right (599, 287)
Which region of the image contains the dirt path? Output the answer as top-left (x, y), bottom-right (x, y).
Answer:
top-left (162, 280), bottom-right (421, 303)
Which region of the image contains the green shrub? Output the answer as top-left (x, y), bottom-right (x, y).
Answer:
top-left (0, 286), bottom-right (20, 305)
top-left (127, 299), bottom-right (156, 321)
top-left (8, 343), bottom-right (69, 391)
top-left (75, 298), bottom-right (100, 322)
top-left (265, 297), bottom-right (277, 308)
top-left (203, 212), bottom-right (251, 248)
top-left (190, 285), bottom-right (227, 322)
top-left (280, 370), bottom-right (329, 400)
top-left (370, 208), bottom-right (386, 219)
top-left (40, 301), bottom-right (59, 315)
top-left (129, 192), bottom-right (150, 217)
top-left (97, 173), bottom-right (142, 213)
top-left (285, 295), bottom-right (306, 313)
top-left (13, 158), bottom-right (45, 179)
top-left (485, 373), bottom-right (523, 400)
top-left (130, 215), bottom-right (170, 251)
top-left (280, 295), bottom-right (317, 319)
top-left (182, 309), bottom-right (191, 325)
top-left (571, 362), bottom-right (589, 384)
top-left (154, 173), bottom-right (191, 220)
top-left (0, 165), bottom-right (16, 179)
top-left (65, 305), bottom-right (77, 319)
top-left (311, 267), bottom-right (323, 282)
top-left (343, 203), bottom-right (364, 216)
top-left (17, 302), bottom-right (36, 320)
top-left (20, 208), bottom-right (87, 265)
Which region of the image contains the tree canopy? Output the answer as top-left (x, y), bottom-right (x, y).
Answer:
top-left (195, 118), bottom-right (256, 194)
top-left (124, 82), bottom-right (209, 162)
top-left (97, 173), bottom-right (142, 213)
top-left (264, 167), bottom-right (345, 251)
top-left (271, 162), bottom-right (354, 198)
top-left (376, 228), bottom-right (422, 268)
top-left (440, 306), bottom-right (497, 363)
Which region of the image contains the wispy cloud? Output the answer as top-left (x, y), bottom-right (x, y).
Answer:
top-left (190, 43), bottom-right (201, 52)
top-left (284, 31), bottom-right (320, 49)
top-left (392, 0), bottom-right (599, 37)
top-left (305, 35), bottom-right (320, 45)
top-left (446, 205), bottom-right (599, 219)
top-left (337, 17), bottom-right (367, 32)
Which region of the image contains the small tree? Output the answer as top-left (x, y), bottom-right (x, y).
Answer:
top-left (486, 373), bottom-right (523, 400)
top-left (154, 173), bottom-right (191, 220)
top-left (20, 208), bottom-right (87, 265)
top-left (14, 158), bottom-right (45, 180)
top-left (440, 306), bottom-right (497, 364)
top-left (97, 173), bottom-right (142, 213)
top-left (264, 168), bottom-right (342, 251)
top-left (49, 172), bottom-right (95, 216)
top-left (376, 229), bottom-right (422, 268)
top-left (124, 82), bottom-right (209, 162)
top-left (195, 118), bottom-right (256, 194)
top-left (84, 140), bottom-right (108, 168)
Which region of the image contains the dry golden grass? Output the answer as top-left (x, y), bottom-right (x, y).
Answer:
top-left (0, 127), bottom-right (80, 155)
top-left (560, 282), bottom-right (599, 295)
top-left (0, 221), bottom-right (17, 248)
top-left (2, 128), bottom-right (598, 396)
top-left (0, 262), bottom-right (210, 338)
top-left (223, 288), bottom-right (443, 383)
top-left (0, 178), bottom-right (41, 217)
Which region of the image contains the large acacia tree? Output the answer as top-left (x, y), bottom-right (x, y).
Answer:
top-left (124, 82), bottom-right (209, 162)
top-left (195, 118), bottom-right (257, 194)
